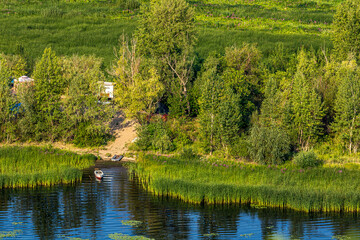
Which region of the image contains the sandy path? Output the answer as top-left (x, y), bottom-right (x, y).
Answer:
top-left (2, 113), bottom-right (138, 160)
top-left (98, 114), bottom-right (137, 159)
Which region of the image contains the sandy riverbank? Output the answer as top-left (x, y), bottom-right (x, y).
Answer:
top-left (1, 113), bottom-right (138, 161)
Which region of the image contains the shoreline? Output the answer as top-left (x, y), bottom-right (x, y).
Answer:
top-left (0, 117), bottom-right (138, 161)
top-left (0, 146), bottom-right (95, 188)
top-left (130, 154), bottom-right (360, 213)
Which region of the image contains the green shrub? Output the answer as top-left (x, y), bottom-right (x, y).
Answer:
top-left (229, 136), bottom-right (250, 159)
top-left (73, 122), bottom-right (112, 147)
top-left (134, 118), bottom-right (174, 153)
top-left (248, 124), bottom-right (291, 165)
top-left (293, 151), bottom-right (323, 168)
top-left (179, 147), bottom-right (198, 161)
top-left (118, 0), bottom-right (141, 9)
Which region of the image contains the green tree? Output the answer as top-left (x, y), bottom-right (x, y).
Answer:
top-left (0, 58), bottom-right (16, 142)
top-left (136, 0), bottom-right (196, 116)
top-left (136, 0), bottom-right (196, 61)
top-left (248, 76), bottom-right (291, 165)
top-left (32, 48), bottom-right (64, 141)
top-left (198, 48), bottom-right (258, 156)
top-left (0, 54), bottom-right (27, 79)
top-left (198, 55), bottom-right (223, 154)
top-left (258, 75), bottom-right (286, 127)
top-left (111, 36), bottom-right (164, 124)
top-left (333, 0), bottom-right (360, 61)
top-left (332, 59), bottom-right (360, 154)
top-left (60, 55), bottom-right (113, 146)
top-left (290, 72), bottom-right (324, 150)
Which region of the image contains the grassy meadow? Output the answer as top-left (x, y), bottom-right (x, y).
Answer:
top-left (131, 154), bottom-right (360, 212)
top-left (0, 146), bottom-right (96, 188)
top-left (0, 0), bottom-right (338, 66)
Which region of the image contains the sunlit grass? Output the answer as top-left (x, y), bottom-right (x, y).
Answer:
top-left (131, 154), bottom-right (360, 212)
top-left (0, 0), bottom-right (336, 66)
top-left (0, 146), bottom-right (96, 188)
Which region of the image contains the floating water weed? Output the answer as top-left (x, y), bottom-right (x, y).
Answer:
top-left (239, 233), bottom-right (254, 238)
top-left (66, 238), bottom-right (89, 240)
top-left (121, 220), bottom-right (142, 226)
top-left (203, 233), bottom-right (219, 237)
top-left (108, 233), bottom-right (154, 240)
top-left (0, 230), bottom-right (22, 238)
top-left (57, 236), bottom-right (89, 240)
top-left (332, 236), bottom-right (351, 240)
top-left (11, 222), bottom-right (25, 225)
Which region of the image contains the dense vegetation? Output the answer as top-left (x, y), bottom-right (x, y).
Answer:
top-left (0, 0), bottom-right (359, 158)
top-left (2, 0), bottom-right (360, 204)
top-left (126, 0), bottom-right (360, 165)
top-left (0, 0), bottom-right (333, 64)
top-left (0, 146), bottom-right (96, 188)
top-left (131, 154), bottom-right (360, 212)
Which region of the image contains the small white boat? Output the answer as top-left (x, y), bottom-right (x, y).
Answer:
top-left (94, 169), bottom-right (104, 180)
top-left (111, 155), bottom-right (124, 161)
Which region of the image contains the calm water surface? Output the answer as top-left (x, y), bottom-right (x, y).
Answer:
top-left (1, 163), bottom-right (360, 240)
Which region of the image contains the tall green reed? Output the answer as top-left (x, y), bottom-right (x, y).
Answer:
top-left (131, 154), bottom-right (360, 212)
top-left (0, 146), bottom-right (95, 188)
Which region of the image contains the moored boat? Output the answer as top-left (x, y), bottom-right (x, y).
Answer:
top-left (111, 155), bottom-right (124, 161)
top-left (94, 169), bottom-right (104, 180)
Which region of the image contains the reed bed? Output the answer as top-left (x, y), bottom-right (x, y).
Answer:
top-left (131, 154), bottom-right (360, 212)
top-left (0, 146), bottom-right (95, 188)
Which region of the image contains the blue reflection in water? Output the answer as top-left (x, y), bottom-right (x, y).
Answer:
top-left (0, 163), bottom-right (360, 239)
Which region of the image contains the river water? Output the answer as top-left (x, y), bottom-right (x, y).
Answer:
top-left (1, 163), bottom-right (360, 240)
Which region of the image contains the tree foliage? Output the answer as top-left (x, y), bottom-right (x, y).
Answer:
top-left (248, 123), bottom-right (291, 165)
top-left (60, 55), bottom-right (113, 146)
top-left (136, 0), bottom-right (196, 116)
top-left (0, 58), bottom-right (15, 142)
top-left (32, 47), bottom-right (64, 140)
top-left (332, 59), bottom-right (360, 154)
top-left (111, 36), bottom-right (164, 124)
top-left (290, 72), bottom-right (324, 150)
top-left (333, 0), bottom-right (360, 61)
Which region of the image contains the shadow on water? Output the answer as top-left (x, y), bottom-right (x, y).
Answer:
top-left (1, 164), bottom-right (360, 239)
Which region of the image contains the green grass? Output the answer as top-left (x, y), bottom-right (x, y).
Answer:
top-left (0, 0), bottom-right (337, 67)
top-left (131, 154), bottom-right (360, 212)
top-left (0, 146), bottom-right (96, 188)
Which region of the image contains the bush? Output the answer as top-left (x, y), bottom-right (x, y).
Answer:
top-left (248, 124), bottom-right (291, 165)
top-left (179, 148), bottom-right (198, 161)
top-left (229, 136), bottom-right (250, 159)
top-left (73, 122), bottom-right (112, 147)
top-left (134, 118), bottom-right (174, 153)
top-left (293, 151), bottom-right (323, 168)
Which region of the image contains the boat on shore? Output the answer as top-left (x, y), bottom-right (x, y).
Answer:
top-left (94, 169), bottom-right (104, 180)
top-left (111, 155), bottom-right (124, 162)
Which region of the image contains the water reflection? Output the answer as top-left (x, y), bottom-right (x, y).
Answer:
top-left (0, 163), bottom-right (360, 239)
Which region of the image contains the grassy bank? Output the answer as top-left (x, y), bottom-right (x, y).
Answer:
top-left (0, 0), bottom-right (334, 66)
top-left (0, 146), bottom-right (96, 188)
top-left (131, 154), bottom-right (360, 212)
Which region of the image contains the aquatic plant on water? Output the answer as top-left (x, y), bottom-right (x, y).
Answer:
top-left (108, 233), bottom-right (154, 240)
top-left (0, 230), bottom-right (22, 239)
top-left (0, 146), bottom-right (95, 188)
top-left (131, 154), bottom-right (360, 212)
top-left (121, 220), bottom-right (143, 226)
